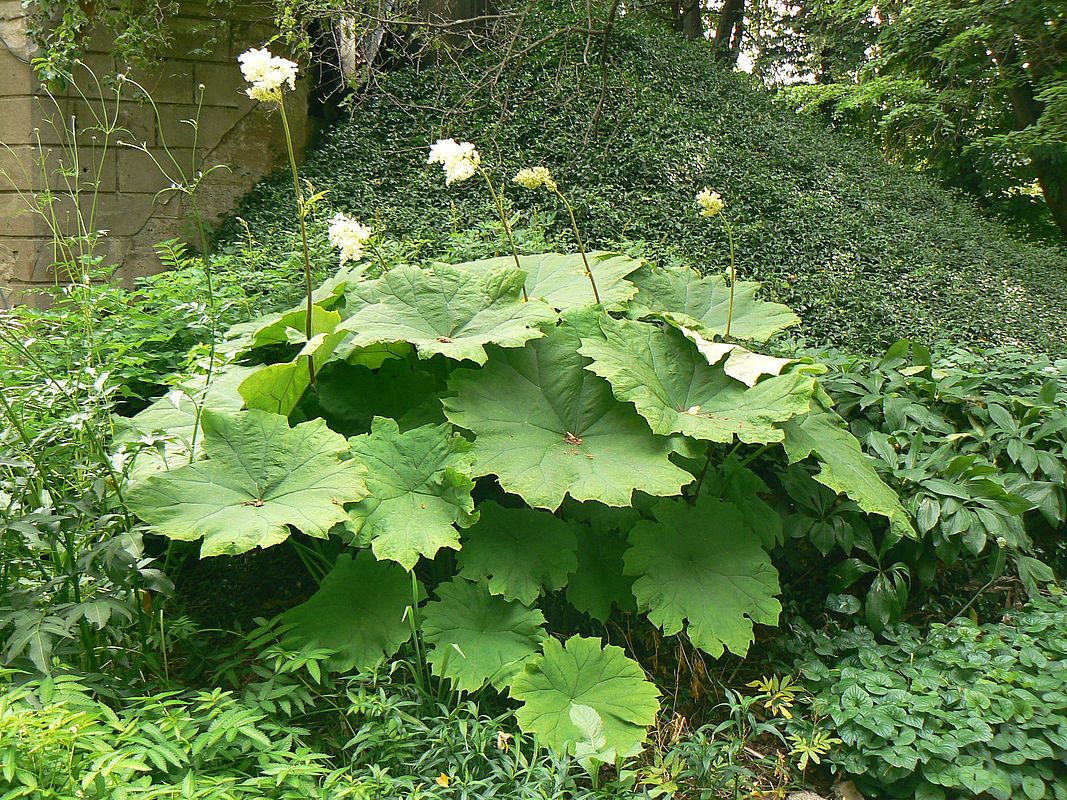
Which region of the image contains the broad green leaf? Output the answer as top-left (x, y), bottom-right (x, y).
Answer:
top-left (222, 302), bottom-right (347, 356)
top-left (126, 409), bottom-right (368, 556)
top-left (312, 359), bottom-right (444, 437)
top-left (451, 251), bottom-right (641, 310)
top-left (629, 265), bottom-right (799, 342)
top-left (457, 501), bottom-right (578, 605)
top-left (579, 316), bottom-right (814, 445)
top-left (347, 417), bottom-right (477, 570)
top-left (421, 578), bottom-right (547, 692)
top-left (117, 364), bottom-right (255, 481)
top-left (510, 635), bottom-right (660, 756)
top-left (564, 501), bottom-right (638, 621)
top-left (701, 460), bottom-right (784, 548)
top-left (280, 552), bottom-right (414, 672)
top-left (444, 311), bottom-right (692, 510)
top-left (338, 262), bottom-right (556, 364)
top-left (239, 330), bottom-right (348, 417)
top-left (624, 498), bottom-right (782, 658)
top-left (781, 411), bottom-right (915, 539)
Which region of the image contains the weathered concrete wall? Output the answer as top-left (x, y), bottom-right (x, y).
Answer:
top-left (0, 1), bottom-right (309, 306)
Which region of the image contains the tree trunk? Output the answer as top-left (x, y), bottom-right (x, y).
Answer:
top-left (712, 0), bottom-right (744, 64)
top-left (1003, 63), bottom-right (1067, 238)
top-left (674, 0), bottom-right (703, 40)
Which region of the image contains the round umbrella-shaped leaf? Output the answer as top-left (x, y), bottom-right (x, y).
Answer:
top-left (125, 409), bottom-right (368, 556)
top-left (564, 501), bottom-right (638, 621)
top-left (624, 497), bottom-right (782, 658)
top-left (579, 316), bottom-right (815, 445)
top-left (628, 265), bottom-right (799, 342)
top-left (116, 364), bottom-right (255, 482)
top-left (338, 262), bottom-right (556, 364)
top-left (443, 310), bottom-right (692, 510)
top-left (510, 635), bottom-right (660, 756)
top-left (347, 417), bottom-right (477, 570)
top-left (457, 501), bottom-right (577, 605)
top-left (450, 251), bottom-right (641, 310)
top-left (421, 578), bottom-right (547, 693)
top-left (280, 552), bottom-right (415, 672)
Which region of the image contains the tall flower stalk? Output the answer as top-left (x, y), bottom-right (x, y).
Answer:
top-left (514, 167), bottom-right (600, 304)
top-left (239, 47), bottom-right (317, 383)
top-left (696, 188), bottom-right (736, 337)
top-left (428, 139), bottom-right (528, 301)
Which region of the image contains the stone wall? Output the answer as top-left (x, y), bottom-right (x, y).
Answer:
top-left (0, 1), bottom-right (309, 306)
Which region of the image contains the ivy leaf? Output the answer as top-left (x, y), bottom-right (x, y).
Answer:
top-left (312, 358), bottom-right (444, 437)
top-left (579, 316), bottom-right (814, 445)
top-left (451, 251), bottom-right (641, 310)
top-left (117, 364), bottom-right (256, 481)
top-left (421, 578), bottom-right (547, 692)
top-left (125, 409), bottom-right (367, 556)
top-left (347, 417), bottom-right (477, 570)
top-left (239, 330), bottom-right (348, 417)
top-left (781, 411), bottom-right (915, 540)
top-left (624, 498), bottom-right (782, 658)
top-left (444, 310), bottom-right (692, 510)
top-left (280, 552), bottom-right (415, 672)
top-left (628, 265), bottom-right (799, 342)
top-left (457, 501), bottom-right (578, 605)
top-left (338, 262), bottom-right (556, 364)
top-left (510, 635), bottom-right (660, 756)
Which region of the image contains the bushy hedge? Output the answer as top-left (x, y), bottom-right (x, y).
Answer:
top-left (220, 11), bottom-right (1067, 355)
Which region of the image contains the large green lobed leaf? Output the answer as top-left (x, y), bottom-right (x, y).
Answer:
top-left (280, 552), bottom-right (415, 672)
top-left (457, 501), bottom-right (577, 605)
top-left (450, 251), bottom-right (641, 310)
top-left (510, 635), bottom-right (660, 756)
top-left (125, 409), bottom-right (367, 556)
top-left (625, 498), bottom-right (782, 658)
top-left (338, 262), bottom-right (556, 364)
top-left (628, 265), bottom-right (799, 342)
top-left (421, 578), bottom-right (547, 693)
top-left (347, 417), bottom-right (477, 570)
top-left (579, 316), bottom-right (815, 444)
top-left (444, 310), bottom-right (692, 510)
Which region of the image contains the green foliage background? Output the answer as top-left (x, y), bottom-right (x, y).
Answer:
top-left (219, 13), bottom-right (1067, 356)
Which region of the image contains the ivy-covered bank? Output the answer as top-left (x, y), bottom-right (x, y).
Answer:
top-left (220, 13), bottom-right (1067, 356)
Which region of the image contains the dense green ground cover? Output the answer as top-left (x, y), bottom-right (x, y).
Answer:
top-left (221, 13), bottom-right (1067, 355)
top-left (2, 11), bottom-right (1067, 800)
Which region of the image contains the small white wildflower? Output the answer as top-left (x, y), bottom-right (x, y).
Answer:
top-left (695, 187), bottom-right (725, 218)
top-left (427, 138), bottom-right (480, 185)
top-left (238, 47), bottom-right (298, 104)
top-left (996, 536), bottom-right (1008, 549)
top-left (328, 212), bottom-right (372, 264)
top-left (686, 405), bottom-right (702, 415)
top-left (513, 166), bottom-right (557, 192)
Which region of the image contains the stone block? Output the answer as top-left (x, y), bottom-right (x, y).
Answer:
top-left (167, 16), bottom-right (231, 62)
top-left (0, 144), bottom-right (117, 192)
top-left (0, 192), bottom-right (43, 237)
top-left (194, 61), bottom-right (253, 108)
top-left (117, 147), bottom-right (194, 194)
top-left (124, 62), bottom-right (197, 105)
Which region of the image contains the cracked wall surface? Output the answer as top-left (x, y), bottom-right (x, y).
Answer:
top-left (0, 1), bottom-right (308, 306)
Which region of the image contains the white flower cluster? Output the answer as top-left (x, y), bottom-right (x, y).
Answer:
top-left (238, 47), bottom-right (298, 103)
top-left (695, 188), bottom-right (725, 218)
top-left (427, 138), bottom-right (481, 185)
top-left (328, 212), bottom-right (372, 264)
top-left (513, 166), bottom-right (557, 192)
